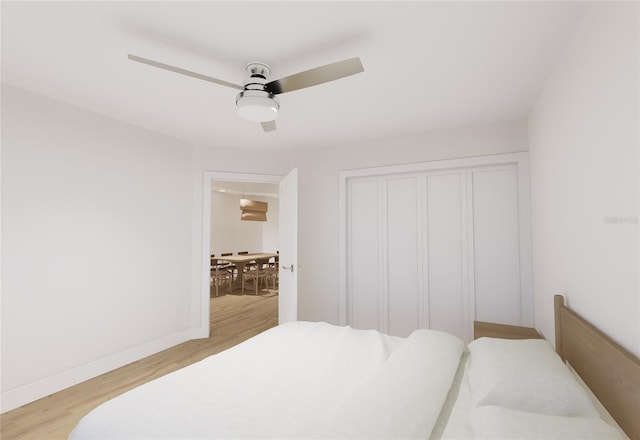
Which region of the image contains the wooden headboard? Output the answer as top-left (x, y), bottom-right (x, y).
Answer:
top-left (554, 294), bottom-right (640, 439)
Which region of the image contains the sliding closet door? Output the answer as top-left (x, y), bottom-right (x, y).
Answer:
top-left (347, 175), bottom-right (422, 336)
top-left (425, 172), bottom-right (466, 340)
top-left (386, 176), bottom-right (421, 336)
top-left (470, 166), bottom-right (521, 325)
top-left (347, 179), bottom-right (382, 331)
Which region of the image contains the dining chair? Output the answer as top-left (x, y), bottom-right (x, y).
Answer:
top-left (220, 252), bottom-right (237, 280)
top-left (210, 255), bottom-right (232, 296)
top-left (264, 255), bottom-right (279, 289)
top-left (242, 258), bottom-right (270, 295)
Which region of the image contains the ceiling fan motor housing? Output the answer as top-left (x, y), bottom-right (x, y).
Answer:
top-left (236, 62), bottom-right (279, 122)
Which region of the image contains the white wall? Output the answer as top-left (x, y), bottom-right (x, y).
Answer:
top-left (210, 192), bottom-right (279, 255)
top-left (529, 2), bottom-right (639, 357)
top-left (293, 119), bottom-right (529, 324)
top-left (1, 84), bottom-right (195, 411)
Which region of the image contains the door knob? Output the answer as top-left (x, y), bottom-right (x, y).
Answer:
top-left (281, 265), bottom-right (294, 272)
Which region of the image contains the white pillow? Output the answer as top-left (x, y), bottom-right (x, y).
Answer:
top-left (470, 406), bottom-right (625, 440)
top-left (467, 337), bottom-right (599, 417)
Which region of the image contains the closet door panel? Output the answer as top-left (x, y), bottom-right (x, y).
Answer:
top-left (426, 173), bottom-right (465, 340)
top-left (386, 176), bottom-right (420, 337)
top-left (348, 179), bottom-right (382, 330)
top-left (472, 167), bottom-right (520, 325)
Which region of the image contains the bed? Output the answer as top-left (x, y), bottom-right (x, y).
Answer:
top-left (69, 295), bottom-right (639, 439)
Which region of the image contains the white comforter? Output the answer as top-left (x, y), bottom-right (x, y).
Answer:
top-left (70, 321), bottom-right (464, 439)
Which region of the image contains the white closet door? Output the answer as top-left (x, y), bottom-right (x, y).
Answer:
top-left (347, 179), bottom-right (382, 330)
top-left (470, 166), bottom-right (520, 325)
top-left (386, 176), bottom-right (421, 337)
top-left (343, 154), bottom-right (531, 341)
top-left (425, 172), bottom-right (466, 340)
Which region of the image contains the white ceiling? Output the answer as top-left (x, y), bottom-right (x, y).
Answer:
top-left (1, 1), bottom-right (587, 151)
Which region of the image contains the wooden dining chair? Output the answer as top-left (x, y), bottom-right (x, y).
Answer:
top-left (220, 252), bottom-right (237, 280)
top-left (264, 255), bottom-right (279, 289)
top-left (210, 255), bottom-right (232, 296)
top-left (241, 258), bottom-right (270, 295)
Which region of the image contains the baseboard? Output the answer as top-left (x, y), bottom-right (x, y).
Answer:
top-left (0, 326), bottom-right (205, 413)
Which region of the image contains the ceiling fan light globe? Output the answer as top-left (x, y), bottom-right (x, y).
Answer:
top-left (236, 91), bottom-right (279, 122)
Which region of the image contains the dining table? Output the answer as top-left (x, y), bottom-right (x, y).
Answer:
top-left (218, 252), bottom-right (278, 288)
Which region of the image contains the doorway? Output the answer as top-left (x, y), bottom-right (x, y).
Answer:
top-left (201, 170), bottom-right (298, 337)
top-left (210, 179), bottom-right (279, 295)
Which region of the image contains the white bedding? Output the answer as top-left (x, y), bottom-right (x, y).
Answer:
top-left (70, 321), bottom-right (464, 439)
top-left (430, 350), bottom-right (473, 440)
top-left (466, 337), bottom-right (599, 418)
top-left (431, 339), bottom-right (627, 440)
top-left (469, 406), bottom-right (625, 440)
top-left (70, 323), bottom-right (628, 440)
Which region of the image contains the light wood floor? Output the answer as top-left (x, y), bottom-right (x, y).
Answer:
top-left (1, 287), bottom-right (279, 440)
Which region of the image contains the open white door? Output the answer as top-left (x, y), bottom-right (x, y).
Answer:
top-left (278, 168), bottom-right (298, 324)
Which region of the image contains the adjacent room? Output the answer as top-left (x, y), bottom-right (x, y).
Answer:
top-left (1, 1), bottom-right (638, 439)
top-left (209, 179), bottom-right (280, 332)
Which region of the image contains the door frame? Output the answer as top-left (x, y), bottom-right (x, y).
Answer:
top-left (201, 170), bottom-right (290, 336)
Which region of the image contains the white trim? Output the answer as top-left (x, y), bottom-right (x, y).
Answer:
top-left (340, 152), bottom-right (529, 179)
top-left (0, 329), bottom-right (193, 413)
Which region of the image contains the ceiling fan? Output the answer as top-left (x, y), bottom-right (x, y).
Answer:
top-left (128, 54), bottom-right (364, 133)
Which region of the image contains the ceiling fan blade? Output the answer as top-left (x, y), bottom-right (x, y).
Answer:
top-left (128, 54), bottom-right (243, 90)
top-left (261, 120), bottom-right (277, 132)
top-left (265, 57), bottom-right (364, 95)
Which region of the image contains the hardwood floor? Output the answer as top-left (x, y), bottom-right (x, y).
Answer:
top-left (1, 288), bottom-right (278, 439)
